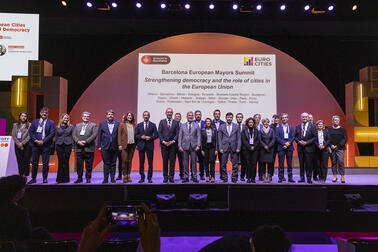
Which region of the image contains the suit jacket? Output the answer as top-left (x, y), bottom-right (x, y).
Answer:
top-left (55, 125), bottom-right (74, 145)
top-left (178, 121), bottom-right (201, 151)
top-left (11, 123), bottom-right (30, 146)
top-left (218, 123), bottom-right (241, 152)
top-left (259, 127), bottom-right (276, 149)
top-left (201, 128), bottom-right (217, 150)
top-left (195, 120), bottom-right (205, 130)
top-left (118, 122), bottom-right (137, 150)
top-left (97, 120), bottom-right (120, 151)
top-left (135, 121), bottom-right (158, 151)
top-left (212, 119), bottom-right (225, 132)
top-left (29, 118), bottom-right (55, 149)
top-left (0, 202), bottom-right (32, 242)
top-left (275, 124), bottom-right (295, 151)
top-left (314, 129), bottom-right (330, 150)
top-left (72, 122), bottom-right (98, 152)
top-left (241, 128), bottom-right (260, 151)
top-left (294, 123), bottom-right (316, 152)
top-left (158, 118), bottom-right (179, 145)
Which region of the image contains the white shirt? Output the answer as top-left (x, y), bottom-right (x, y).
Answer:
top-left (227, 123), bottom-right (232, 136)
top-left (282, 124), bottom-right (289, 139)
top-left (318, 130), bottom-right (324, 145)
top-left (206, 129), bottom-right (212, 143)
top-left (107, 121), bottom-right (115, 134)
top-left (302, 122), bottom-right (309, 137)
top-left (214, 120), bottom-right (220, 130)
top-left (37, 118), bottom-right (47, 139)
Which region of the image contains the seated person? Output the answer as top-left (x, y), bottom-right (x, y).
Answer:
top-left (0, 175), bottom-right (53, 252)
top-left (199, 225), bottom-right (292, 252)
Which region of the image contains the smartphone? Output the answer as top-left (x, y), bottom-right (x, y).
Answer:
top-left (106, 205), bottom-right (144, 230)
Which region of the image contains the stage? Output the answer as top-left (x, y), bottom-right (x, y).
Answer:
top-left (21, 169), bottom-right (378, 234)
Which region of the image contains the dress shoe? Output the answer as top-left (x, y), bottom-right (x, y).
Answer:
top-left (341, 179), bottom-right (346, 184)
top-left (313, 177), bottom-right (319, 181)
top-left (148, 179), bottom-right (153, 183)
top-left (232, 179), bottom-right (237, 183)
top-left (138, 179), bottom-right (145, 183)
top-left (278, 179), bottom-right (283, 183)
top-left (169, 177), bottom-right (174, 183)
top-left (247, 179), bottom-right (252, 183)
top-left (102, 180), bottom-right (108, 184)
top-left (332, 178), bottom-right (337, 183)
top-left (200, 176), bottom-right (205, 181)
top-left (43, 179), bottom-right (48, 184)
top-left (127, 175), bottom-right (132, 182)
top-left (123, 177), bottom-right (127, 183)
top-left (163, 178), bottom-right (168, 183)
top-left (307, 180), bottom-right (313, 184)
top-left (86, 179), bottom-right (91, 183)
top-left (258, 177), bottom-right (263, 181)
top-left (74, 179), bottom-right (83, 184)
top-left (116, 176), bottom-right (122, 181)
top-left (206, 177), bottom-right (210, 182)
top-left (298, 179), bottom-right (305, 183)
top-left (192, 178), bottom-right (199, 183)
top-left (251, 179), bottom-right (256, 183)
top-left (240, 177), bottom-right (245, 181)
top-left (282, 177), bottom-right (287, 182)
top-left (222, 179), bottom-right (228, 183)
top-left (288, 178), bottom-right (295, 183)
top-left (111, 179), bottom-right (116, 183)
top-left (27, 179), bottom-right (36, 185)
top-left (210, 177), bottom-right (215, 183)
top-left (182, 178), bottom-right (189, 183)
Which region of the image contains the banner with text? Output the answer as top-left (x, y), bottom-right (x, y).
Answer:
top-left (138, 53), bottom-right (276, 123)
top-left (0, 13), bottom-right (39, 81)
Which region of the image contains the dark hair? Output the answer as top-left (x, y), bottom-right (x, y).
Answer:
top-left (40, 107), bottom-right (49, 113)
top-left (272, 114), bottom-right (279, 119)
top-left (0, 175), bottom-right (26, 203)
top-left (213, 109), bottom-right (221, 115)
top-left (17, 112), bottom-right (30, 129)
top-left (106, 109), bottom-right (115, 114)
top-left (204, 118), bottom-right (213, 129)
top-left (236, 113), bottom-right (243, 118)
top-left (123, 112), bottom-right (135, 124)
top-left (252, 225), bottom-right (292, 252)
top-left (194, 110), bottom-right (202, 114)
top-left (245, 117), bottom-right (256, 129)
top-left (225, 112), bottom-right (233, 117)
top-left (174, 112), bottom-right (181, 116)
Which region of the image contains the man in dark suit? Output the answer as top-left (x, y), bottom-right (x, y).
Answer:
top-left (276, 113), bottom-right (295, 183)
top-left (174, 113), bottom-right (184, 180)
top-left (253, 113), bottom-right (264, 181)
top-left (236, 113), bottom-right (246, 181)
top-left (28, 107), bottom-right (55, 184)
top-left (0, 175), bottom-right (53, 251)
top-left (158, 108), bottom-right (180, 183)
top-left (212, 109), bottom-right (225, 180)
top-left (294, 112), bottom-right (317, 184)
top-left (218, 112), bottom-right (241, 183)
top-left (136, 111), bottom-right (159, 183)
top-left (98, 109), bottom-right (120, 184)
top-left (72, 112), bottom-right (98, 183)
top-left (269, 114), bottom-right (280, 178)
top-left (194, 110), bottom-right (205, 180)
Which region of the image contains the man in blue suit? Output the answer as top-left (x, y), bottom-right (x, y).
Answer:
top-left (194, 110), bottom-right (205, 180)
top-left (275, 113), bottom-right (295, 183)
top-left (98, 109), bottom-right (120, 184)
top-left (136, 111), bottom-right (158, 183)
top-left (158, 107), bottom-right (180, 183)
top-left (28, 107), bottom-right (55, 184)
top-left (212, 109), bottom-right (225, 180)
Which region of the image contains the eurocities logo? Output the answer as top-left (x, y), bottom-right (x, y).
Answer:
top-left (244, 57), bottom-right (253, 66)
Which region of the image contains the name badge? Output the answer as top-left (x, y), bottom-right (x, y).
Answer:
top-left (284, 132), bottom-right (289, 139)
top-left (249, 138), bottom-right (254, 145)
top-left (80, 128), bottom-right (86, 136)
top-left (17, 131), bottom-right (22, 139)
top-left (36, 126), bottom-right (43, 133)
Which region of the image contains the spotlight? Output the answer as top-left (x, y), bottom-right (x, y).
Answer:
top-left (86, 1), bottom-right (93, 8)
top-left (111, 2), bottom-right (118, 8)
top-left (184, 3), bottom-right (190, 10)
top-left (232, 3), bottom-right (238, 10)
top-left (61, 0), bottom-right (67, 7)
top-left (160, 2), bottom-right (166, 9)
top-left (352, 4), bottom-right (358, 11)
top-left (280, 4), bottom-right (286, 11)
top-left (328, 5), bottom-right (334, 11)
top-left (256, 4), bottom-right (262, 11)
top-left (209, 3), bottom-right (215, 10)
top-left (136, 2), bottom-right (142, 8)
top-left (304, 4), bottom-right (310, 11)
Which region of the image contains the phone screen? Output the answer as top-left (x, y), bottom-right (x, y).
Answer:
top-left (107, 205), bottom-right (143, 229)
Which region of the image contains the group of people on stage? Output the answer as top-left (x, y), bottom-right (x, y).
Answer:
top-left (11, 106), bottom-right (348, 185)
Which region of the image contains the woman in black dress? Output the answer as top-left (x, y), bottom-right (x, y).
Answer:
top-left (259, 118), bottom-right (276, 183)
top-left (55, 113), bottom-right (74, 183)
top-left (241, 118), bottom-right (260, 183)
top-left (201, 118), bottom-right (217, 183)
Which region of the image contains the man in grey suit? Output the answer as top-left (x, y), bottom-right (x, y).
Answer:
top-left (178, 111), bottom-right (201, 183)
top-left (72, 112), bottom-right (98, 183)
top-left (218, 112), bottom-right (241, 183)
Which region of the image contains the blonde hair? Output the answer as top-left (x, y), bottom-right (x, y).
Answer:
top-left (58, 113), bottom-right (70, 127)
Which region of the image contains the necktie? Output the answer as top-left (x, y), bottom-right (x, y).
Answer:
top-left (168, 119), bottom-right (171, 131)
top-left (189, 122), bottom-right (192, 133)
top-left (302, 123), bottom-right (306, 139)
top-left (227, 124), bottom-right (231, 136)
top-left (144, 122), bottom-right (148, 132)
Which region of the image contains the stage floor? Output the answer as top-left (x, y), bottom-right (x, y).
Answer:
top-left (27, 169), bottom-right (378, 186)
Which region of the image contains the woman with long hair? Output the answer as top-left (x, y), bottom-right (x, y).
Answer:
top-left (259, 118), bottom-right (276, 183)
top-left (118, 112), bottom-right (137, 183)
top-left (201, 118), bottom-right (217, 183)
top-left (11, 112), bottom-right (31, 176)
top-left (241, 117), bottom-right (260, 183)
top-left (55, 113), bottom-right (74, 183)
